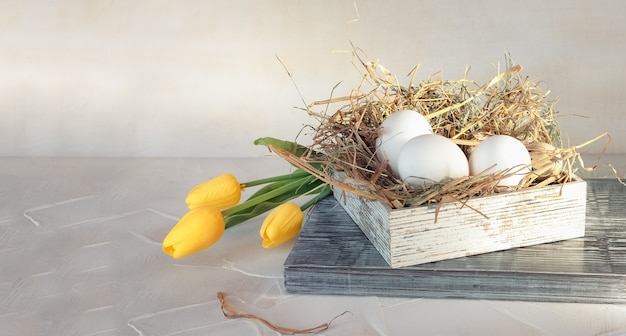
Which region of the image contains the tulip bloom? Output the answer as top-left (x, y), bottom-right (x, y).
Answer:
top-left (163, 206), bottom-right (225, 258)
top-left (185, 174), bottom-right (243, 210)
top-left (259, 202), bottom-right (304, 248)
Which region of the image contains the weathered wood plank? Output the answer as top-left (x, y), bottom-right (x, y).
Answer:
top-left (284, 179), bottom-right (626, 303)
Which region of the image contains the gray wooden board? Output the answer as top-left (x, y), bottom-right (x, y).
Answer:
top-left (284, 179), bottom-right (626, 303)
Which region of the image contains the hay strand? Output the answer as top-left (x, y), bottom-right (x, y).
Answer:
top-left (284, 51), bottom-right (615, 208)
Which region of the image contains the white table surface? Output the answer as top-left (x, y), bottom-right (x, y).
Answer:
top-left (2, 156), bottom-right (626, 336)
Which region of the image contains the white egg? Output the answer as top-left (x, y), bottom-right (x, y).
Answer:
top-left (375, 110), bottom-right (432, 174)
top-left (468, 135), bottom-right (531, 186)
top-left (397, 134), bottom-right (469, 188)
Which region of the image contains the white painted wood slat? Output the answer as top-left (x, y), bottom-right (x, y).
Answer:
top-left (333, 176), bottom-right (587, 268)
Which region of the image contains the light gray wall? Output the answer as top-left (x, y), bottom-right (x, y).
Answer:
top-left (1, 0), bottom-right (623, 157)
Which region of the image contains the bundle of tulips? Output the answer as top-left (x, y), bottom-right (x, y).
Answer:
top-left (162, 138), bottom-right (330, 259)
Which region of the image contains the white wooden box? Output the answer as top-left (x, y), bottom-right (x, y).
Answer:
top-left (332, 177), bottom-right (587, 268)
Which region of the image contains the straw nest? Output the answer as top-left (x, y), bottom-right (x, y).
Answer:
top-left (272, 52), bottom-right (605, 209)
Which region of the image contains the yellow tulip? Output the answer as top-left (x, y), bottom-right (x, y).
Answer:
top-left (162, 206), bottom-right (225, 258)
top-left (259, 202), bottom-right (304, 248)
top-left (185, 174), bottom-right (243, 210)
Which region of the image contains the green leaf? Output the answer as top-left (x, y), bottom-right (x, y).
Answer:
top-left (242, 168), bottom-right (311, 188)
top-left (254, 137), bottom-right (327, 173)
top-left (247, 179), bottom-right (292, 201)
top-left (224, 200), bottom-right (283, 229)
top-left (300, 184), bottom-right (332, 211)
top-left (223, 176), bottom-right (325, 228)
top-left (254, 137), bottom-right (309, 157)
top-left (246, 168), bottom-right (310, 199)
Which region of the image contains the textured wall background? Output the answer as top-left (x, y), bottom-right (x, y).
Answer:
top-left (1, 0), bottom-right (624, 157)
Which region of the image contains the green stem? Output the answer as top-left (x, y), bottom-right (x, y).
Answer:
top-left (223, 182), bottom-right (329, 229)
top-left (241, 169), bottom-right (310, 188)
top-left (300, 184), bottom-right (332, 211)
top-left (222, 174), bottom-right (316, 217)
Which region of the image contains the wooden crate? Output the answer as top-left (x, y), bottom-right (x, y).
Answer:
top-left (332, 176), bottom-right (587, 268)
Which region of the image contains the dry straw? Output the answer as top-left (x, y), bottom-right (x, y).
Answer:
top-left (272, 50), bottom-right (612, 209)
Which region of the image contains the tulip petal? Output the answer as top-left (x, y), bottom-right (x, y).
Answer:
top-left (162, 206), bottom-right (225, 258)
top-left (185, 174), bottom-right (242, 210)
top-left (260, 202), bottom-right (304, 248)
